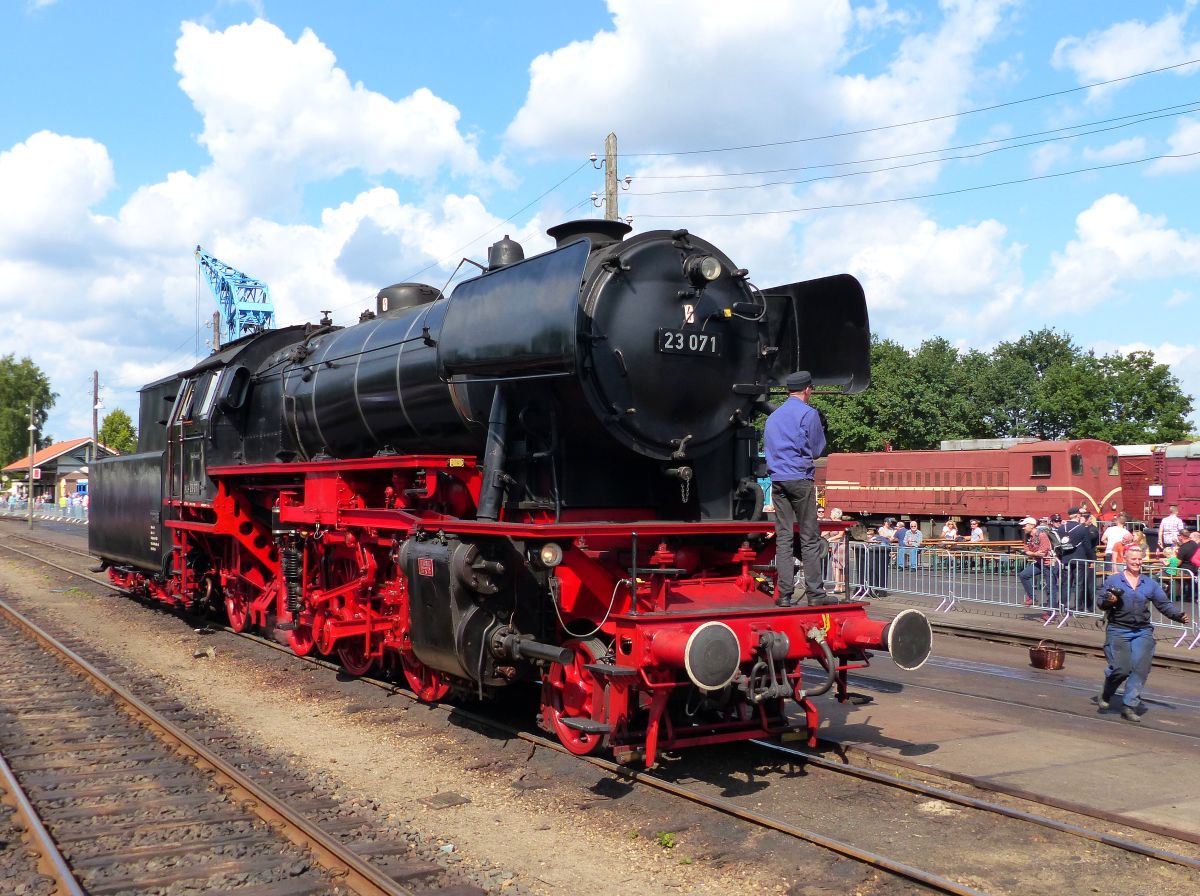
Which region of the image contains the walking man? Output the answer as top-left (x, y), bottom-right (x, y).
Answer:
top-left (1096, 545), bottom-right (1190, 722)
top-left (764, 371), bottom-right (829, 607)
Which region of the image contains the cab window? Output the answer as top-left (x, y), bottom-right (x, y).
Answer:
top-left (1031, 455), bottom-right (1051, 478)
top-left (1071, 454), bottom-right (1083, 476)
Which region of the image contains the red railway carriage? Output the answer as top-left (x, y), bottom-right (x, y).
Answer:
top-left (89, 221), bottom-right (931, 767)
top-left (819, 438), bottom-right (1121, 524)
top-left (1118, 443), bottom-right (1200, 524)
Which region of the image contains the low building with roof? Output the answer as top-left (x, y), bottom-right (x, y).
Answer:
top-left (2, 438), bottom-right (117, 503)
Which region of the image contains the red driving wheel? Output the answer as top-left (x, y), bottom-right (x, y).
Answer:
top-left (542, 638), bottom-right (608, 756)
top-left (337, 639), bottom-right (376, 677)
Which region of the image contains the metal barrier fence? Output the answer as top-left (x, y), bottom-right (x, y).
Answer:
top-left (836, 541), bottom-right (1200, 650)
top-left (0, 501), bottom-right (89, 524)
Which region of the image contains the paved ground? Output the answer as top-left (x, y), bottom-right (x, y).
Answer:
top-left (820, 603), bottom-right (1200, 837)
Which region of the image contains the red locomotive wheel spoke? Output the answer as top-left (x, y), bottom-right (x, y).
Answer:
top-left (543, 638), bottom-right (607, 756)
top-left (337, 640), bottom-right (375, 677)
top-left (401, 652), bottom-right (451, 702)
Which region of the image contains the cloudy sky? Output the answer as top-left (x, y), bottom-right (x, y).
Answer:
top-left (3, 0), bottom-right (1200, 442)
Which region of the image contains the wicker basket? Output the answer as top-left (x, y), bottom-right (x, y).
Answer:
top-left (1029, 640), bottom-right (1066, 671)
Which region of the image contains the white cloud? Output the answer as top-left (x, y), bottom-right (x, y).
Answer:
top-left (799, 205), bottom-right (1025, 345)
top-left (1029, 194), bottom-right (1200, 311)
top-left (1081, 137), bottom-right (1147, 163)
top-left (0, 131), bottom-right (115, 259)
top-left (1148, 116), bottom-right (1200, 173)
top-left (175, 19), bottom-right (506, 202)
top-left (1051, 7), bottom-right (1200, 100)
top-left (854, 0), bottom-right (915, 32)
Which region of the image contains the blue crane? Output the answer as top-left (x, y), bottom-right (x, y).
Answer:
top-left (195, 246), bottom-right (275, 346)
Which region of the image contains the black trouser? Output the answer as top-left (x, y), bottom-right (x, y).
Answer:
top-left (772, 478), bottom-right (823, 600)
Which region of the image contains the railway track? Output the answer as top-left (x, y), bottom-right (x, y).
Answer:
top-left (4, 526), bottom-right (1200, 894)
top-left (0, 595), bottom-right (476, 896)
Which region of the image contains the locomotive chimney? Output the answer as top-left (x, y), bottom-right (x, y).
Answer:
top-left (486, 235), bottom-right (525, 270)
top-left (546, 219), bottom-right (632, 249)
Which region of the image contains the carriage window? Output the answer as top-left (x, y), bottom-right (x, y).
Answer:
top-left (1108, 456), bottom-right (1120, 476)
top-left (1031, 455), bottom-right (1051, 478)
top-left (1071, 454), bottom-right (1083, 476)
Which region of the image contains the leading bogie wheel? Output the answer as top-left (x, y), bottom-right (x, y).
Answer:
top-left (542, 637), bottom-right (609, 756)
top-left (401, 651), bottom-right (451, 702)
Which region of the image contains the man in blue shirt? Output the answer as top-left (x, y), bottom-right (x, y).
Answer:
top-left (1095, 545), bottom-right (1190, 722)
top-left (764, 371), bottom-right (829, 607)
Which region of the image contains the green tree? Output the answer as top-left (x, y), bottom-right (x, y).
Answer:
top-left (98, 408), bottom-right (138, 454)
top-left (753, 326), bottom-right (1194, 453)
top-left (0, 355), bottom-right (56, 466)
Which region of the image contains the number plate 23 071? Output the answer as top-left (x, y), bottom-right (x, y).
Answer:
top-left (657, 328), bottom-right (721, 356)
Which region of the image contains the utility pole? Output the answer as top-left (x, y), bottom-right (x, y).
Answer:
top-left (92, 370), bottom-right (100, 460)
top-left (604, 131), bottom-right (618, 221)
top-left (212, 311), bottom-right (221, 352)
top-left (27, 398), bottom-right (35, 530)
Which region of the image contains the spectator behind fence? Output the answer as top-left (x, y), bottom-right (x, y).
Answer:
top-left (898, 520), bottom-right (923, 570)
top-left (968, 519), bottom-right (985, 542)
top-left (1101, 515), bottom-right (1131, 571)
top-left (1019, 516), bottom-right (1061, 618)
top-left (1095, 545), bottom-right (1190, 723)
top-left (1058, 507), bottom-right (1097, 612)
top-left (826, 508), bottom-right (846, 595)
top-left (1159, 504), bottom-right (1184, 551)
top-left (940, 519), bottom-right (959, 542)
top-left (856, 526), bottom-right (891, 597)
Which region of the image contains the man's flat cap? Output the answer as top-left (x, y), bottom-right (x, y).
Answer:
top-left (785, 370), bottom-right (813, 391)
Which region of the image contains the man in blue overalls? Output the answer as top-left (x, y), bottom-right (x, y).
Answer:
top-left (764, 371), bottom-right (830, 607)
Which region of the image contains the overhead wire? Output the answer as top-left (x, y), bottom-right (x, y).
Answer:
top-left (633, 150), bottom-right (1200, 219)
top-left (627, 101), bottom-right (1200, 197)
top-left (622, 57), bottom-right (1200, 158)
top-left (633, 99), bottom-right (1200, 182)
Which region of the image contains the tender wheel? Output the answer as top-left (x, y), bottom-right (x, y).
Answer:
top-left (337, 639), bottom-right (375, 677)
top-left (401, 650), bottom-right (451, 702)
top-left (542, 637), bottom-right (608, 756)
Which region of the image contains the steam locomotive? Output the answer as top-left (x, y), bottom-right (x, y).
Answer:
top-left (89, 219), bottom-right (931, 766)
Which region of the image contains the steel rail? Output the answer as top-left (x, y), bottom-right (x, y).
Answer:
top-left (755, 740), bottom-right (1200, 869)
top-left (0, 596), bottom-right (413, 896)
top-left (0, 751), bottom-right (86, 896)
top-left (6, 532), bottom-right (1197, 887)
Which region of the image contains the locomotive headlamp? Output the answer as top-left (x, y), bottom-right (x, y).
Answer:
top-left (684, 254), bottom-right (722, 285)
top-left (538, 542), bottom-right (564, 567)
